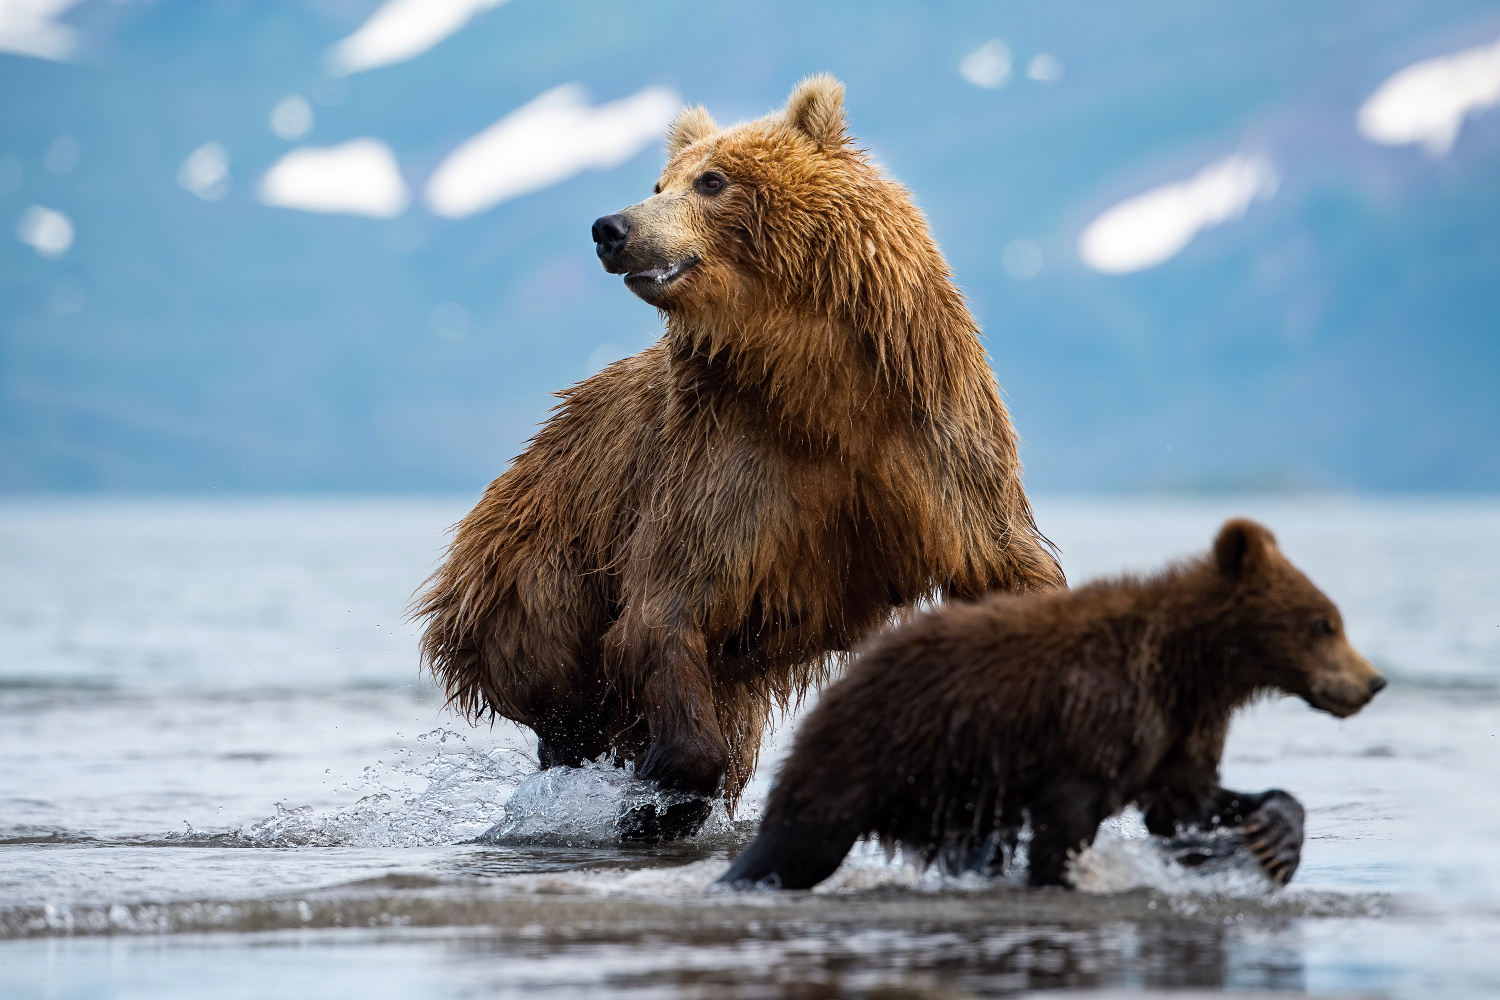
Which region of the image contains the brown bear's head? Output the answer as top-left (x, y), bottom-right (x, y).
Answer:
top-left (591, 75), bottom-right (919, 320)
top-left (1212, 518), bottom-right (1386, 718)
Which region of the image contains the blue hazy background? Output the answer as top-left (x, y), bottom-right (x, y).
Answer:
top-left (2, 0), bottom-right (1498, 495)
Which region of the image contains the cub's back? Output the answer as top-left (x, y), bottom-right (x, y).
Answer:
top-left (803, 583), bottom-right (1152, 776)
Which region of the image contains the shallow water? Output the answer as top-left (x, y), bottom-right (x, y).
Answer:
top-left (1, 496), bottom-right (1497, 998)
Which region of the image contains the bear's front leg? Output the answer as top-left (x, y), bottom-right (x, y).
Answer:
top-left (606, 617), bottom-right (729, 842)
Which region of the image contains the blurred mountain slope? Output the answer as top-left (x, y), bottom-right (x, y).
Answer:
top-left (1, 0), bottom-right (1497, 492)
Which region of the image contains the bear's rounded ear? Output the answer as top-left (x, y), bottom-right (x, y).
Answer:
top-left (666, 105), bottom-right (719, 160)
top-left (1213, 518), bottom-right (1278, 581)
top-left (784, 73), bottom-right (849, 149)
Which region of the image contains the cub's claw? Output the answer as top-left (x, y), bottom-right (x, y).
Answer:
top-left (1164, 828), bottom-right (1239, 868)
top-left (1237, 790), bottom-right (1305, 886)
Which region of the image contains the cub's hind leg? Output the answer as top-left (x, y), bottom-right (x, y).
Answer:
top-left (718, 813), bottom-right (863, 890)
top-left (1027, 779), bottom-right (1110, 888)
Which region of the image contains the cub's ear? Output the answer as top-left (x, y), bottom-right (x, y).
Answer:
top-left (666, 105), bottom-right (719, 160)
top-left (1214, 518), bottom-right (1279, 580)
top-left (784, 73), bottom-right (849, 149)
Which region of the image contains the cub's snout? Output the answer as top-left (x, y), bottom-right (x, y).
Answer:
top-left (1307, 640), bottom-right (1386, 718)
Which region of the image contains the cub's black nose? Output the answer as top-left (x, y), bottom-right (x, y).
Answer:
top-left (592, 213), bottom-right (631, 266)
top-left (1369, 676), bottom-right (1387, 695)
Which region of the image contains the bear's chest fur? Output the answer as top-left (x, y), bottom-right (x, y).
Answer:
top-left (634, 370), bottom-right (942, 669)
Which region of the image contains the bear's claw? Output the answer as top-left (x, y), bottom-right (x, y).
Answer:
top-left (617, 797), bottom-right (713, 843)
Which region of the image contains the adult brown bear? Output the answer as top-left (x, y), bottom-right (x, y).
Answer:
top-left (719, 519), bottom-right (1386, 888)
top-left (415, 76), bottom-right (1064, 840)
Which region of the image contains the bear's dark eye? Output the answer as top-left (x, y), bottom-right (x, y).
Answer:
top-left (1313, 618), bottom-right (1333, 636)
top-left (652, 182), bottom-right (662, 194)
top-left (695, 171), bottom-right (726, 195)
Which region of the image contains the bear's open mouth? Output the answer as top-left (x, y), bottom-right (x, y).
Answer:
top-left (624, 257), bottom-right (699, 291)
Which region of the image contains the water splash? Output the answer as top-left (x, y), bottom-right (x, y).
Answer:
top-left (243, 729), bottom-right (529, 847)
top-left (238, 733), bottom-right (742, 849)
top-left (227, 734), bottom-right (1276, 899)
top-left (483, 859), bottom-right (732, 899)
top-left (814, 839), bottom-right (948, 893)
top-left (731, 810), bottom-right (1278, 899)
top-left (1070, 808), bottom-right (1277, 898)
top-left (479, 759), bottom-right (732, 847)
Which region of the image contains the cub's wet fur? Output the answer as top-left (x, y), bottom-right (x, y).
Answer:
top-left (720, 519), bottom-right (1385, 888)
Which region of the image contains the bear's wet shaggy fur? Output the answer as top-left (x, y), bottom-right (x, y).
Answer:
top-left (414, 76), bottom-right (1064, 838)
top-left (720, 519), bottom-right (1386, 887)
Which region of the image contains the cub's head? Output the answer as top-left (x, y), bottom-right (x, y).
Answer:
top-left (591, 75), bottom-right (901, 317)
top-left (1212, 519), bottom-right (1386, 718)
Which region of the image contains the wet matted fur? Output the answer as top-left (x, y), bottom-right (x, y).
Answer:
top-left (719, 519), bottom-right (1386, 887)
top-left (414, 76), bottom-right (1065, 835)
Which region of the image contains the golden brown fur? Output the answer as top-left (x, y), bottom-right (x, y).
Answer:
top-left (720, 519), bottom-right (1386, 888)
top-left (413, 76), bottom-right (1064, 833)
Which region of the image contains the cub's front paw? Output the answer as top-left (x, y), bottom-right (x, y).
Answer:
top-left (1164, 826), bottom-right (1239, 868)
top-left (1240, 790), bottom-right (1305, 885)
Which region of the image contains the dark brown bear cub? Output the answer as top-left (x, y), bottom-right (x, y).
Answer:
top-left (720, 519), bottom-right (1385, 890)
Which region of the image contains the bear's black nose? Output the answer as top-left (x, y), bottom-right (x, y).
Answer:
top-left (592, 213), bottom-right (631, 267)
top-left (1368, 676), bottom-right (1387, 696)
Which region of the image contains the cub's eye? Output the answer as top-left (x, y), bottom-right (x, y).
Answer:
top-left (695, 171), bottom-right (726, 195)
top-left (1313, 619), bottom-right (1333, 636)
top-left (652, 182), bottom-right (662, 194)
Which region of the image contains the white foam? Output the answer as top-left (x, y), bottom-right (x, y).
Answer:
top-left (482, 760), bottom-right (729, 847)
top-left (1359, 35), bottom-right (1500, 157)
top-left (813, 840), bottom-right (950, 893)
top-left (496, 859), bottom-right (731, 899)
top-left (424, 84), bottom-right (681, 218)
top-left (1070, 808), bottom-right (1278, 898)
top-left (238, 732), bottom-right (740, 851)
top-left (244, 729), bottom-right (525, 847)
top-left (708, 810), bottom-right (1278, 900)
top-left (326, 0), bottom-right (511, 76)
top-left (1078, 153), bottom-right (1279, 274)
